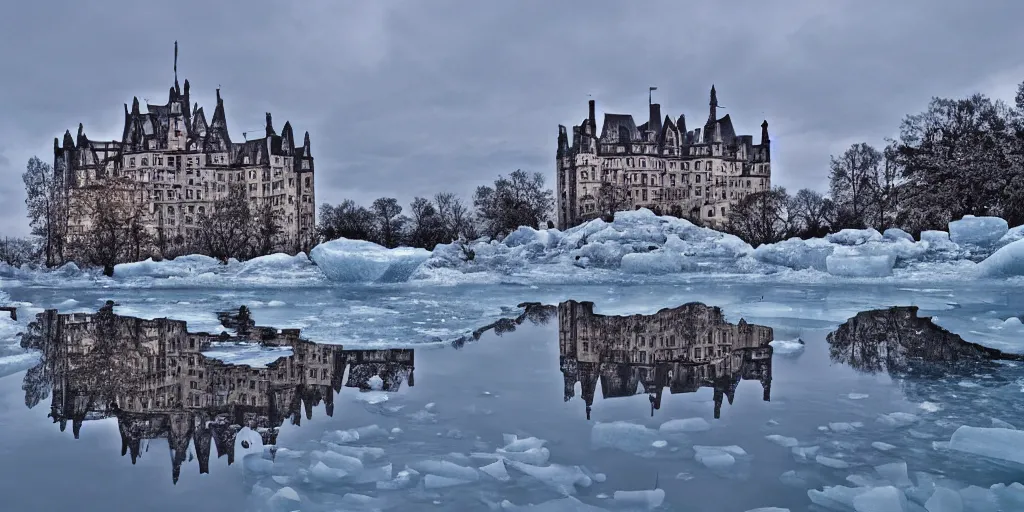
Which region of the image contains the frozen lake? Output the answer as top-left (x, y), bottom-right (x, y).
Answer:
top-left (1, 281), bottom-right (1023, 511)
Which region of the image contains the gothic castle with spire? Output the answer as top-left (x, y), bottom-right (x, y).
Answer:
top-left (556, 86), bottom-right (772, 230)
top-left (53, 43), bottom-right (316, 256)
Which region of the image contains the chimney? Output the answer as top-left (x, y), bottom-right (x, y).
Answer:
top-left (588, 100), bottom-right (596, 131)
top-left (649, 103), bottom-right (661, 137)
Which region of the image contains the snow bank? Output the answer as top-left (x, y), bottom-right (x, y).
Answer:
top-left (309, 238), bottom-right (431, 283)
top-left (423, 209), bottom-right (756, 279)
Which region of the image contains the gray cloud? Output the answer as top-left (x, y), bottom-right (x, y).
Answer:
top-left (1, 0), bottom-right (1022, 236)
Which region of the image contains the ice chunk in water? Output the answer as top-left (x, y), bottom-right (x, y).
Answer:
top-left (659, 417), bottom-right (711, 433)
top-left (407, 460), bottom-right (480, 481)
top-left (991, 482), bottom-right (1024, 510)
top-left (878, 412), bottom-right (920, 428)
top-left (309, 238), bottom-right (430, 283)
top-left (765, 435), bottom-right (799, 448)
top-left (852, 486), bottom-right (908, 512)
top-left (875, 462), bottom-right (912, 487)
top-left (948, 215), bottom-right (1008, 246)
top-left (947, 426), bottom-right (1024, 465)
top-left (506, 461), bottom-right (593, 495)
top-left (479, 459), bottom-right (510, 481)
top-left (977, 239), bottom-right (1024, 277)
top-left (311, 450), bottom-right (364, 473)
top-left (423, 474), bottom-right (474, 489)
top-left (826, 254), bottom-right (895, 277)
top-left (591, 421), bottom-right (661, 454)
top-left (808, 485), bottom-right (870, 510)
top-left (816, 455), bottom-right (852, 469)
top-left (924, 487), bottom-right (963, 512)
top-left (693, 445), bottom-right (746, 469)
top-left (884, 228), bottom-right (914, 242)
top-left (745, 509), bottom-right (790, 512)
top-left (769, 339), bottom-right (805, 355)
top-left (612, 489), bottom-right (665, 509)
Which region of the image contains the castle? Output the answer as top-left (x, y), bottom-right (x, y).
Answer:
top-left (21, 303), bottom-right (414, 483)
top-left (556, 86), bottom-right (772, 230)
top-left (52, 43), bottom-right (316, 257)
top-left (555, 300), bottom-right (773, 420)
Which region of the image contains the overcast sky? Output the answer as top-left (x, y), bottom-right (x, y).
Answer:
top-left (1, 1), bottom-right (1021, 236)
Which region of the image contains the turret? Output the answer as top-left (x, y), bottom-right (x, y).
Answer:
top-left (557, 125), bottom-right (569, 158)
top-left (76, 123), bottom-right (87, 147)
top-left (62, 130), bottom-right (75, 150)
top-left (761, 120), bottom-right (769, 145)
top-left (131, 96), bottom-right (140, 115)
top-left (53, 137), bottom-right (60, 156)
top-left (709, 84), bottom-right (718, 121)
top-left (303, 131), bottom-right (311, 157)
top-left (677, 114), bottom-right (687, 136)
top-left (281, 121), bottom-right (294, 154)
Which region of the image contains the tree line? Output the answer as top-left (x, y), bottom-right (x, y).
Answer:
top-left (726, 81), bottom-right (1024, 246)
top-left (315, 169), bottom-right (555, 250)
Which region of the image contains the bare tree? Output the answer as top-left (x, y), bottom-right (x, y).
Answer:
top-left (829, 143), bottom-right (883, 229)
top-left (406, 197), bottom-right (445, 249)
top-left (596, 181), bottom-right (631, 222)
top-left (196, 183), bottom-right (253, 263)
top-left (23, 156), bottom-right (67, 267)
top-left (788, 188), bottom-right (835, 238)
top-left (434, 192), bottom-right (478, 242)
top-left (70, 183), bottom-right (144, 276)
top-left (727, 187), bottom-right (793, 247)
top-left (0, 237), bottom-right (36, 267)
top-left (473, 169), bottom-right (555, 239)
top-left (371, 197), bottom-right (404, 248)
top-left (317, 200), bottom-right (376, 243)
top-left (252, 200), bottom-right (282, 256)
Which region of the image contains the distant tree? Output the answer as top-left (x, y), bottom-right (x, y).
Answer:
top-left (371, 197), bottom-right (404, 248)
top-left (434, 192), bottom-right (478, 242)
top-left (894, 94), bottom-right (1020, 231)
top-left (596, 181), bottom-right (631, 222)
top-left (727, 187), bottom-right (793, 247)
top-left (0, 237), bottom-right (36, 267)
top-left (788, 188), bottom-right (835, 238)
top-left (23, 156), bottom-right (67, 267)
top-left (196, 184), bottom-right (253, 263)
top-left (252, 200), bottom-right (282, 256)
top-left (406, 197), bottom-right (445, 249)
top-left (317, 200), bottom-right (376, 243)
top-left (829, 143), bottom-right (882, 229)
top-left (473, 169), bottom-right (554, 238)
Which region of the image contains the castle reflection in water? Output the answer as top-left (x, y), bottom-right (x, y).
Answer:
top-left (19, 302), bottom-right (414, 484)
top-left (555, 301), bottom-right (774, 420)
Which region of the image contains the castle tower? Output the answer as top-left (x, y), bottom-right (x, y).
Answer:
top-left (709, 84), bottom-right (718, 121)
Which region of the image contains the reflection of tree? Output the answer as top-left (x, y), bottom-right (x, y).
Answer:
top-left (826, 306), bottom-right (1021, 377)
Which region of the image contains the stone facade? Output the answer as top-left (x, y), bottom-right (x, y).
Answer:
top-left (53, 45), bottom-right (316, 257)
top-left (556, 86), bottom-right (772, 230)
top-left (556, 300), bottom-right (773, 420)
top-left (21, 304), bottom-right (414, 483)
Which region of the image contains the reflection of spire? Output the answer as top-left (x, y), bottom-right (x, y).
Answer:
top-left (549, 300), bottom-right (774, 420)
top-left (19, 304), bottom-right (416, 483)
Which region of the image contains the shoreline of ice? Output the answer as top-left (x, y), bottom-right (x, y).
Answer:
top-left (1, 210), bottom-right (1022, 290)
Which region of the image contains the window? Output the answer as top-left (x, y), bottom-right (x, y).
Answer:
top-left (695, 175), bottom-right (701, 184)
top-left (129, 158), bottom-right (135, 167)
top-left (304, 177), bottom-right (311, 188)
top-left (141, 157), bottom-right (148, 166)
top-left (746, 180), bottom-right (751, 187)
top-left (708, 209), bottom-right (714, 217)
top-left (721, 207), bottom-right (726, 217)
top-left (581, 171), bottom-right (588, 180)
top-left (695, 161), bottom-right (701, 171)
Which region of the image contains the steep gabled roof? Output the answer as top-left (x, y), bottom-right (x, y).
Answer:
top-left (600, 114), bottom-right (638, 143)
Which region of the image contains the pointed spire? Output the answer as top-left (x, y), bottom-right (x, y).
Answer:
top-left (173, 40), bottom-right (178, 83)
top-left (709, 84), bottom-right (718, 121)
top-left (303, 131), bottom-right (311, 154)
top-left (761, 119), bottom-right (770, 144)
top-left (131, 96), bottom-right (140, 114)
top-left (63, 130), bottom-right (75, 149)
